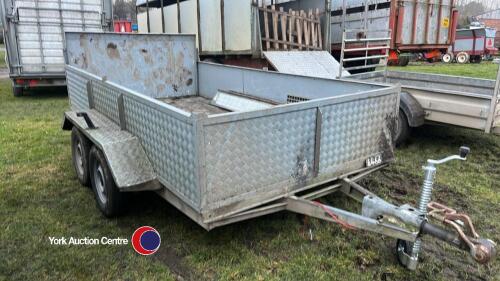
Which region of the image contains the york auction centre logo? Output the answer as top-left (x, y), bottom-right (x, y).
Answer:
top-left (131, 226), bottom-right (161, 255)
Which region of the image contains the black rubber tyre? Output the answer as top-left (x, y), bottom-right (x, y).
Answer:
top-left (13, 86), bottom-right (23, 97)
top-left (396, 239), bottom-right (413, 267)
top-left (394, 109), bottom-right (410, 146)
top-left (398, 56), bottom-right (410, 67)
top-left (71, 127), bottom-right (92, 186)
top-left (89, 146), bottom-right (125, 217)
top-left (471, 55), bottom-right (482, 64)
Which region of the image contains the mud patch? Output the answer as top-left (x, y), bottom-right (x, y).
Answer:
top-left (106, 42), bottom-right (120, 59)
top-left (377, 114), bottom-right (398, 161)
top-left (153, 245), bottom-right (197, 281)
top-left (291, 147), bottom-right (309, 186)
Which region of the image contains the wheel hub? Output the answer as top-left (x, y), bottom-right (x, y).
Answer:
top-left (94, 164), bottom-right (107, 204)
top-left (75, 141), bottom-right (84, 175)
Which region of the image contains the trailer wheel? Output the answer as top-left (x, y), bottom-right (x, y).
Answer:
top-left (89, 146), bottom-right (125, 217)
top-left (397, 56), bottom-right (410, 67)
top-left (12, 86), bottom-right (23, 97)
top-left (441, 53), bottom-right (453, 63)
top-left (456, 52), bottom-right (469, 64)
top-left (71, 127), bottom-right (91, 186)
top-left (470, 55), bottom-right (482, 64)
top-left (396, 239), bottom-right (414, 267)
top-left (394, 109), bottom-right (410, 146)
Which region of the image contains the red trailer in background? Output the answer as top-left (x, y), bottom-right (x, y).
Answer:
top-left (114, 20), bottom-right (132, 33)
top-left (331, 0), bottom-right (459, 66)
top-left (448, 27), bottom-right (498, 63)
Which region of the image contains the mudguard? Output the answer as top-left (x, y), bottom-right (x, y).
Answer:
top-left (62, 110), bottom-right (161, 192)
top-left (400, 91), bottom-right (425, 127)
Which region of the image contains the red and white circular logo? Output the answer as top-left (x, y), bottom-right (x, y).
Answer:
top-left (131, 226), bottom-right (161, 255)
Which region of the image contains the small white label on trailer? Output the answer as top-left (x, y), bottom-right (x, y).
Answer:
top-left (366, 154), bottom-right (383, 167)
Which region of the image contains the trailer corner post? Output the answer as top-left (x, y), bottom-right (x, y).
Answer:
top-left (485, 63), bottom-right (500, 134)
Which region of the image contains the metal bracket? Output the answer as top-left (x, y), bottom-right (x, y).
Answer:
top-left (286, 196), bottom-right (418, 242)
top-left (76, 112), bottom-right (97, 129)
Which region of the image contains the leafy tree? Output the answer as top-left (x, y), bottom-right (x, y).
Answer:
top-left (113, 0), bottom-right (137, 21)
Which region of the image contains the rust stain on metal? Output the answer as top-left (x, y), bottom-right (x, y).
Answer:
top-left (106, 43), bottom-right (120, 59)
top-left (378, 113), bottom-right (397, 160)
top-left (292, 146), bottom-right (309, 186)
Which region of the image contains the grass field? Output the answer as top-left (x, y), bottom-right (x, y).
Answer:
top-left (388, 62), bottom-right (500, 79)
top-left (0, 64), bottom-right (499, 281)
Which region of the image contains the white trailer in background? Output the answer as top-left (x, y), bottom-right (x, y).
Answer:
top-left (0, 0), bottom-right (113, 96)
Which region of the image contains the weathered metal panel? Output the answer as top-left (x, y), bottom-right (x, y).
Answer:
top-left (224, 0), bottom-right (252, 51)
top-left (331, 0), bottom-right (390, 44)
top-left (199, 0), bottom-right (222, 52)
top-left (137, 11), bottom-right (149, 33)
top-left (164, 5), bottom-right (179, 33)
top-left (331, 0), bottom-right (454, 47)
top-left (319, 94), bottom-right (397, 175)
top-left (263, 51), bottom-right (350, 78)
top-left (137, 8), bottom-right (164, 33)
top-left (179, 0), bottom-right (197, 35)
top-left (399, 0), bottom-right (453, 45)
top-left (350, 70), bottom-right (498, 132)
top-left (200, 88), bottom-right (398, 217)
top-left (66, 32), bottom-right (198, 99)
top-left (202, 108), bottom-right (317, 214)
top-left (149, 8), bottom-right (164, 33)
top-left (197, 62), bottom-right (382, 103)
top-left (91, 80), bottom-right (121, 124)
top-left (66, 66), bottom-right (90, 110)
top-left (123, 93), bottom-right (200, 208)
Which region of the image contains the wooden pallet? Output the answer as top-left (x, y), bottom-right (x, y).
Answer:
top-left (259, 3), bottom-right (323, 51)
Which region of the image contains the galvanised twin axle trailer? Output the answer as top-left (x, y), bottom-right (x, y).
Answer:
top-left (61, 32), bottom-right (495, 270)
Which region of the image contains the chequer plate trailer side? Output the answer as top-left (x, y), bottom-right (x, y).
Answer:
top-left (262, 51), bottom-right (500, 144)
top-left (61, 32), bottom-right (495, 270)
top-left (350, 70), bottom-right (500, 143)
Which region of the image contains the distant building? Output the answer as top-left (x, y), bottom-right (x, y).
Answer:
top-left (476, 9), bottom-right (500, 47)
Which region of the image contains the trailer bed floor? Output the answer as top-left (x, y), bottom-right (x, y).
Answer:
top-left (157, 96), bottom-right (229, 115)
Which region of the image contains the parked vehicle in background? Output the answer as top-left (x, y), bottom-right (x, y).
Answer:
top-left (476, 8), bottom-right (500, 48)
top-left (446, 27), bottom-right (498, 64)
top-left (0, 0), bottom-right (113, 96)
top-left (350, 70), bottom-right (500, 143)
top-left (330, 0), bottom-right (458, 66)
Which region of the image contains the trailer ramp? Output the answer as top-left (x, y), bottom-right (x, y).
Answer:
top-left (263, 51), bottom-right (350, 79)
